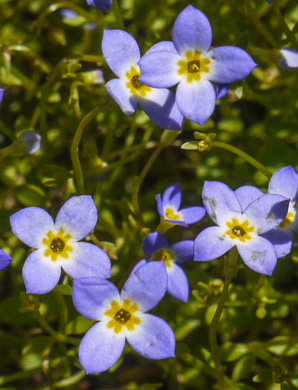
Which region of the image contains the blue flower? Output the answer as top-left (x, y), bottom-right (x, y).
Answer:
top-left (102, 30), bottom-right (183, 130)
top-left (86, 0), bottom-right (112, 13)
top-left (18, 131), bottom-right (41, 155)
top-left (0, 89), bottom-right (4, 104)
top-left (194, 182), bottom-right (289, 275)
top-left (10, 196), bottom-right (111, 294)
top-left (139, 232), bottom-right (193, 302)
top-left (156, 183), bottom-right (206, 227)
top-left (72, 262), bottom-right (175, 374)
top-left (262, 166), bottom-right (298, 258)
top-left (139, 5), bottom-right (256, 125)
top-left (0, 249), bottom-right (12, 271)
top-left (279, 49), bottom-right (298, 70)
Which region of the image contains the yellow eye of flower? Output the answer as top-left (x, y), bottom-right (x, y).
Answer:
top-left (280, 211), bottom-right (294, 228)
top-left (178, 50), bottom-right (210, 83)
top-left (151, 248), bottom-right (175, 268)
top-left (43, 228), bottom-right (73, 262)
top-left (105, 300), bottom-right (141, 334)
top-left (126, 67), bottom-right (152, 97)
top-left (225, 218), bottom-right (255, 243)
top-left (164, 207), bottom-right (181, 221)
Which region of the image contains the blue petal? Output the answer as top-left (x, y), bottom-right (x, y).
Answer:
top-left (18, 131), bottom-right (41, 155)
top-left (171, 240), bottom-right (194, 263)
top-left (194, 226), bottom-right (234, 261)
top-left (244, 194), bottom-right (289, 234)
top-left (62, 242), bottom-right (111, 279)
top-left (73, 278), bottom-right (120, 321)
top-left (237, 236), bottom-right (277, 275)
top-left (121, 262), bottom-right (167, 312)
top-left (0, 88), bottom-right (4, 104)
top-left (268, 166), bottom-right (298, 202)
top-left (105, 78), bottom-right (138, 116)
top-left (145, 41), bottom-right (177, 55)
top-left (156, 194), bottom-right (165, 218)
top-left (55, 196), bottom-right (98, 241)
top-left (139, 51), bottom-right (182, 88)
top-left (162, 183), bottom-right (182, 209)
top-left (0, 249), bottom-right (12, 271)
top-left (279, 49), bottom-right (298, 70)
top-left (208, 47), bottom-right (257, 83)
top-left (79, 321), bottom-right (125, 374)
top-left (87, 0), bottom-right (113, 13)
top-left (173, 5), bottom-right (212, 55)
top-left (262, 229), bottom-right (295, 259)
top-left (202, 181), bottom-right (241, 225)
top-left (102, 30), bottom-right (140, 78)
top-left (176, 79), bottom-right (216, 125)
top-left (139, 88), bottom-right (183, 130)
top-left (23, 249), bottom-right (61, 294)
top-left (234, 186), bottom-right (264, 212)
top-left (126, 313), bottom-right (175, 359)
top-left (214, 83), bottom-right (230, 100)
top-left (10, 207), bottom-right (54, 248)
top-left (179, 206), bottom-right (206, 225)
top-left (167, 263), bottom-right (189, 302)
top-left (143, 232), bottom-right (168, 256)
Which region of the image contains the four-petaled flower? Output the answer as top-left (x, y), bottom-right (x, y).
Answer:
top-left (194, 182), bottom-right (289, 275)
top-left (0, 249), bottom-right (12, 271)
top-left (139, 5), bottom-right (256, 125)
top-left (72, 262), bottom-right (175, 374)
top-left (102, 29), bottom-right (183, 130)
top-left (156, 183), bottom-right (206, 226)
top-left (10, 196), bottom-right (111, 294)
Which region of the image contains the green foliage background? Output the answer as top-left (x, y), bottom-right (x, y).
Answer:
top-left (0, 0), bottom-right (297, 389)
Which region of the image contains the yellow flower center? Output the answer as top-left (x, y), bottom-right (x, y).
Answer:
top-left (164, 207), bottom-right (181, 221)
top-left (105, 299), bottom-right (141, 334)
top-left (178, 50), bottom-right (210, 83)
top-left (151, 248), bottom-right (175, 268)
top-left (126, 66), bottom-right (152, 97)
top-left (43, 228), bottom-right (73, 262)
top-left (225, 218), bottom-right (255, 243)
top-left (280, 211), bottom-right (294, 228)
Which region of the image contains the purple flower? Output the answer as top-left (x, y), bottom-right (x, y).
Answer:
top-left (139, 232), bottom-right (193, 302)
top-left (10, 196), bottom-right (111, 294)
top-left (0, 89), bottom-right (4, 104)
top-left (262, 166), bottom-right (298, 258)
top-left (279, 49), bottom-right (298, 70)
top-left (18, 131), bottom-right (41, 155)
top-left (102, 30), bottom-right (183, 130)
top-left (194, 182), bottom-right (289, 275)
top-left (156, 183), bottom-right (206, 227)
top-left (72, 262), bottom-right (175, 373)
top-left (0, 249), bottom-right (12, 271)
top-left (86, 0), bottom-right (112, 13)
top-left (139, 5), bottom-right (256, 125)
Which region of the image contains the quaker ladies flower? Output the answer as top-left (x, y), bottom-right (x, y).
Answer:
top-left (18, 131), bottom-right (41, 155)
top-left (72, 262), bottom-right (175, 374)
top-left (0, 89), bottom-right (4, 104)
top-left (0, 249), bottom-right (12, 271)
top-left (156, 183), bottom-right (206, 226)
top-left (139, 5), bottom-right (256, 125)
top-left (102, 30), bottom-right (183, 130)
top-left (194, 182), bottom-right (289, 275)
top-left (262, 166), bottom-right (298, 258)
top-left (10, 196), bottom-right (111, 294)
top-left (86, 0), bottom-right (112, 13)
top-left (278, 49), bottom-right (298, 70)
top-left (139, 232), bottom-right (193, 302)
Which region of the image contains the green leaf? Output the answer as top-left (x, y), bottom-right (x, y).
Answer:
top-left (15, 185), bottom-right (46, 207)
top-left (66, 316), bottom-right (94, 335)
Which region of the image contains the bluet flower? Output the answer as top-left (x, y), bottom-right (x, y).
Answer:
top-left (0, 89), bottom-right (4, 104)
top-left (0, 250), bottom-right (12, 271)
top-left (279, 49), bottom-right (298, 70)
top-left (86, 0), bottom-right (112, 13)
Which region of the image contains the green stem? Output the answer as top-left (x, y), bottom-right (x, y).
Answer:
top-left (112, 0), bottom-right (125, 29)
top-left (54, 370), bottom-right (86, 388)
top-left (212, 141), bottom-right (272, 178)
top-left (0, 368), bottom-right (41, 385)
top-left (209, 247), bottom-right (238, 389)
top-left (156, 218), bottom-right (175, 235)
top-left (70, 106), bottom-right (101, 194)
top-left (271, 1), bottom-right (298, 49)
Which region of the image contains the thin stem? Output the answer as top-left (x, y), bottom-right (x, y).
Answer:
top-left (156, 218), bottom-right (175, 235)
top-left (70, 106), bottom-right (101, 194)
top-left (212, 141), bottom-right (272, 178)
top-left (271, 1), bottom-right (298, 49)
top-left (112, 0), bottom-right (125, 29)
top-left (54, 370), bottom-right (86, 388)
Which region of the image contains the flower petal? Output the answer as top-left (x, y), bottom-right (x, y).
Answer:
top-left (208, 47), bottom-right (257, 83)
top-left (126, 313), bottom-right (175, 359)
top-left (162, 183), bottom-right (182, 209)
top-left (156, 194), bottom-right (165, 218)
top-left (171, 240), bottom-right (194, 263)
top-left (237, 236), bottom-right (277, 275)
top-left (194, 226), bottom-right (233, 261)
top-left (105, 78), bottom-right (138, 116)
top-left (0, 249), bottom-right (12, 271)
top-left (55, 196), bottom-right (97, 241)
top-left (145, 41), bottom-right (177, 55)
top-left (268, 166), bottom-right (298, 201)
top-left (121, 261), bottom-right (167, 312)
top-left (22, 249), bottom-right (61, 294)
top-left (167, 263), bottom-right (189, 302)
top-left (234, 186), bottom-right (264, 212)
top-left (202, 181), bottom-right (241, 225)
top-left (62, 242), bottom-right (111, 279)
top-left (173, 5), bottom-right (212, 55)
top-left (143, 232), bottom-right (168, 256)
top-left (214, 83), bottom-right (230, 100)
top-left (73, 278), bottom-right (120, 321)
top-left (179, 206), bottom-right (206, 225)
top-left (79, 321), bottom-right (125, 374)
top-left (102, 30), bottom-right (140, 78)
top-left (244, 194), bottom-right (289, 234)
top-left (176, 79), bottom-right (216, 125)
top-left (139, 88), bottom-right (183, 130)
top-left (10, 207), bottom-right (54, 248)
top-left (279, 49), bottom-right (298, 70)
top-left (86, 0), bottom-right (113, 13)
top-left (262, 229), bottom-right (295, 259)
top-left (139, 51), bottom-right (182, 88)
